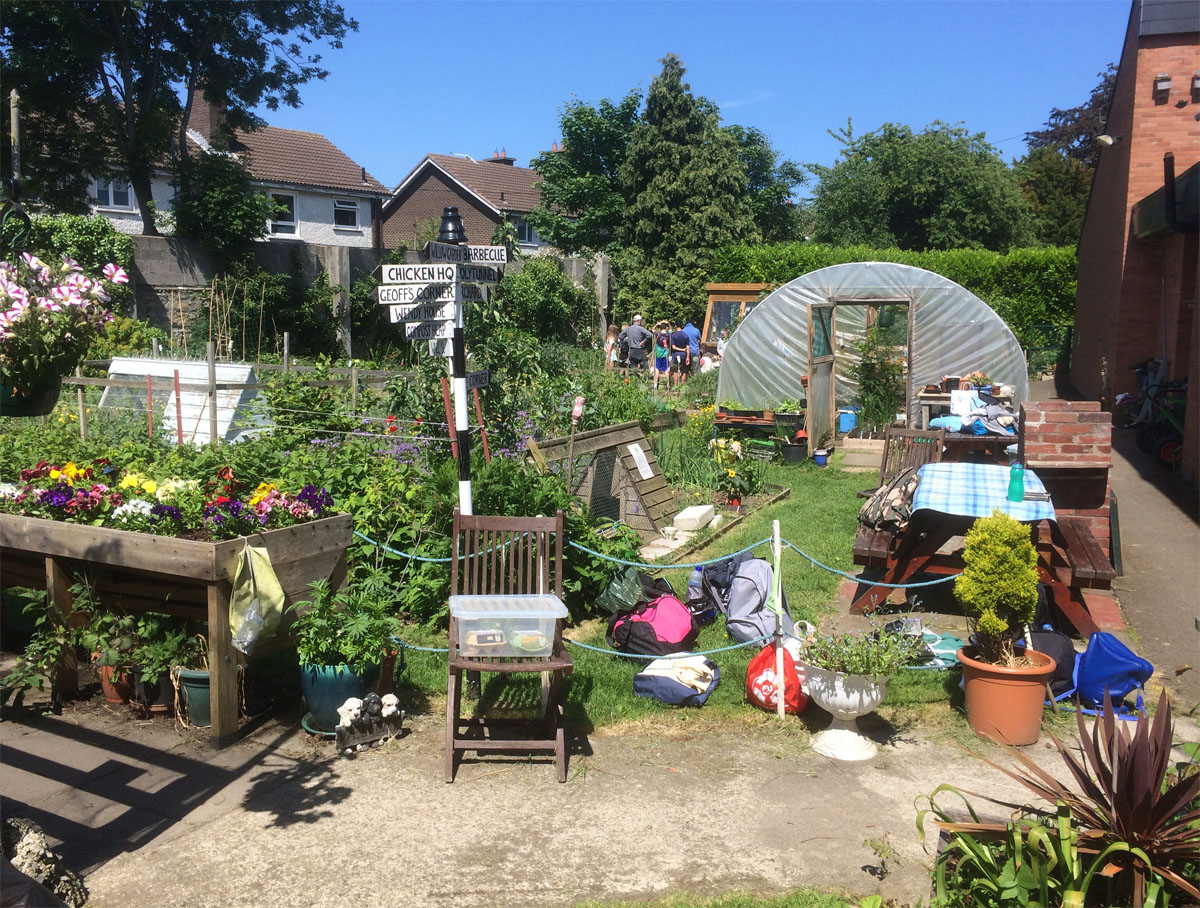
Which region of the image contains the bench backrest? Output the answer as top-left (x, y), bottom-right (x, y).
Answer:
top-left (879, 426), bottom-right (944, 487)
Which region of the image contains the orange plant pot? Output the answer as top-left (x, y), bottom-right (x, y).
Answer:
top-left (96, 663), bottom-right (134, 705)
top-left (958, 646), bottom-right (1056, 746)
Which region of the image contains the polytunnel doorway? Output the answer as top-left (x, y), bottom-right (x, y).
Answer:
top-left (806, 299), bottom-right (910, 444)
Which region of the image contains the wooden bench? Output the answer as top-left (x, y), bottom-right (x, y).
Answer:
top-left (852, 525), bottom-right (895, 568)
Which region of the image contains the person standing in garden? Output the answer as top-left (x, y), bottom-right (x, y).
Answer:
top-left (683, 320), bottom-right (702, 378)
top-left (652, 321), bottom-right (670, 391)
top-left (669, 322), bottom-right (691, 390)
top-left (621, 315), bottom-right (653, 378)
top-left (604, 324), bottom-right (619, 371)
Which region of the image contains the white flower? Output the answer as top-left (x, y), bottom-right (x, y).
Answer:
top-left (113, 499), bottom-right (155, 523)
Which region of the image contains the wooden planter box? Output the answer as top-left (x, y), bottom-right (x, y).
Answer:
top-left (0, 512), bottom-right (352, 747)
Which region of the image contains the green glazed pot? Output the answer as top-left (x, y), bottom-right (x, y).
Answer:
top-left (0, 375), bottom-right (63, 417)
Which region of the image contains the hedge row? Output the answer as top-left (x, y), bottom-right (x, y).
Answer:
top-left (710, 243), bottom-right (1078, 342)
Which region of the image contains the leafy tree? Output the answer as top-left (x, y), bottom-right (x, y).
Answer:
top-left (616, 55), bottom-right (758, 325)
top-left (725, 124), bottom-right (806, 242)
top-left (808, 120), bottom-right (1034, 252)
top-left (1014, 146), bottom-right (1092, 246)
top-left (1025, 64), bottom-right (1116, 168)
top-left (173, 150), bottom-right (278, 262)
top-left (483, 258), bottom-right (596, 346)
top-left (526, 91), bottom-right (642, 255)
top-left (1, 1), bottom-right (356, 234)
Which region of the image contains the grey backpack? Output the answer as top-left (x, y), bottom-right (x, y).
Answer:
top-left (722, 558), bottom-right (794, 643)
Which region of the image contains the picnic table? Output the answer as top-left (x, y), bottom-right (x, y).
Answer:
top-left (852, 462), bottom-right (1113, 635)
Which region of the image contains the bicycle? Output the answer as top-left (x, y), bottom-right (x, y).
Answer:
top-left (1113, 358), bottom-right (1188, 467)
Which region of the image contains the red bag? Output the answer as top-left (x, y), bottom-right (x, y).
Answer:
top-left (745, 643), bottom-right (808, 714)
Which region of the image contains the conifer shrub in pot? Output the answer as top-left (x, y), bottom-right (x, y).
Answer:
top-left (955, 510), bottom-right (1055, 745)
top-left (290, 566), bottom-right (400, 734)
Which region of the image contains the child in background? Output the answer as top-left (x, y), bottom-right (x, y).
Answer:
top-left (652, 321), bottom-right (670, 390)
top-left (604, 324), bottom-right (619, 371)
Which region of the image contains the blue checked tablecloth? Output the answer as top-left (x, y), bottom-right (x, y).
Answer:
top-left (912, 462), bottom-right (1056, 523)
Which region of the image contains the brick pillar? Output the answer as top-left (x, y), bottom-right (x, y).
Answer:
top-left (1019, 401), bottom-right (1113, 556)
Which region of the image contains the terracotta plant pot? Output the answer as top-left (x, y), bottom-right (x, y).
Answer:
top-left (958, 646), bottom-right (1056, 745)
top-left (96, 663), bottom-right (134, 704)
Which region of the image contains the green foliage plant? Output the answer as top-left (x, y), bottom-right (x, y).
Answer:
top-left (954, 510), bottom-right (1039, 666)
top-left (849, 324), bottom-right (904, 435)
top-left (0, 214), bottom-right (134, 312)
top-left (490, 257), bottom-right (596, 345)
top-left (86, 315), bottom-right (170, 362)
top-left (0, 590), bottom-right (76, 708)
top-left (290, 565), bottom-right (401, 671)
top-left (174, 149), bottom-right (278, 262)
top-left (802, 629), bottom-right (923, 677)
top-left (129, 613), bottom-right (188, 684)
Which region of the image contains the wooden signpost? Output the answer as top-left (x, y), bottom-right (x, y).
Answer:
top-left (377, 208), bottom-right (507, 514)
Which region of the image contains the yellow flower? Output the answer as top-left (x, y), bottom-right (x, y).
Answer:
top-left (119, 474), bottom-right (140, 490)
top-left (248, 482), bottom-right (277, 506)
top-left (141, 479), bottom-right (157, 495)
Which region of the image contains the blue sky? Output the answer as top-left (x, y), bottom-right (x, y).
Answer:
top-left (256, 0), bottom-right (1132, 193)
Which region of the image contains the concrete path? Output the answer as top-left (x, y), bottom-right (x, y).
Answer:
top-left (3, 700), bottom-right (1081, 908)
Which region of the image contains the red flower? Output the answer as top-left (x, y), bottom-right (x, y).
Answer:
top-left (217, 466), bottom-right (234, 481)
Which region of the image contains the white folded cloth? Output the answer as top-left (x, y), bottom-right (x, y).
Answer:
top-left (639, 655), bottom-right (715, 692)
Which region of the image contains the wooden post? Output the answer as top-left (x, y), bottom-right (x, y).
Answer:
top-left (75, 366), bottom-right (87, 442)
top-left (152, 337), bottom-right (161, 359)
top-left (173, 369), bottom-right (184, 446)
top-left (772, 519), bottom-right (785, 720)
top-left (207, 341), bottom-right (218, 445)
top-left (146, 374), bottom-right (154, 440)
top-left (283, 332), bottom-right (290, 373)
top-left (46, 557), bottom-right (78, 698)
top-left (206, 580), bottom-right (239, 748)
top-left (472, 388), bottom-right (490, 463)
top-left (440, 376), bottom-right (458, 461)
top-left (350, 364), bottom-right (358, 415)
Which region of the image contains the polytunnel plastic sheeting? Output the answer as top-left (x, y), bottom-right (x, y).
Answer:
top-left (716, 262), bottom-right (1028, 426)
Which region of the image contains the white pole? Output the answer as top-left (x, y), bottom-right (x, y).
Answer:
top-left (451, 298), bottom-right (472, 515)
top-left (773, 519), bottom-right (785, 719)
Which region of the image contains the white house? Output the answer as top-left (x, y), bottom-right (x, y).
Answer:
top-left (91, 96), bottom-right (390, 248)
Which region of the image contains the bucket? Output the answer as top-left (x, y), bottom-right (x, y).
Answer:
top-left (780, 441), bottom-right (808, 464)
top-left (837, 409), bottom-right (860, 433)
top-left (177, 668), bottom-right (212, 727)
top-left (813, 449), bottom-right (829, 467)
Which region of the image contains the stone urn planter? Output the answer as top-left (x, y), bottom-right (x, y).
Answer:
top-left (801, 663), bottom-right (889, 761)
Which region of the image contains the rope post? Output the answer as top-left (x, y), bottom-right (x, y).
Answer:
top-left (206, 341), bottom-right (218, 446)
top-left (173, 369), bottom-right (183, 446)
top-left (146, 374), bottom-right (154, 440)
top-left (772, 519), bottom-right (785, 719)
top-left (471, 387), bottom-right (490, 463)
top-left (75, 366), bottom-right (87, 441)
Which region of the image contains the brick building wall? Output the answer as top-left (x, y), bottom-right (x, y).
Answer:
top-left (1072, 6), bottom-right (1199, 482)
top-left (381, 169), bottom-right (499, 250)
top-left (1019, 401), bottom-right (1113, 556)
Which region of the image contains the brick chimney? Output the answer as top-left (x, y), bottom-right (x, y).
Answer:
top-left (188, 92), bottom-right (229, 148)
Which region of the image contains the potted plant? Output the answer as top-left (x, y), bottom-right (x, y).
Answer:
top-left (799, 629), bottom-right (922, 760)
top-left (80, 604), bottom-right (138, 705)
top-left (812, 429), bottom-right (835, 467)
top-left (290, 565), bottom-right (400, 734)
top-left (962, 371), bottom-right (994, 394)
top-left (0, 254), bottom-right (122, 416)
top-left (130, 613), bottom-right (188, 716)
top-left (172, 634), bottom-right (217, 728)
top-left (955, 510), bottom-right (1056, 745)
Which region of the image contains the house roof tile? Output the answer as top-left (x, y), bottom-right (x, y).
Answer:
top-left (189, 96), bottom-right (388, 197)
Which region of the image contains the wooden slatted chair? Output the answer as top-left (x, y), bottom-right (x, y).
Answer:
top-left (445, 508), bottom-right (573, 783)
top-left (857, 426), bottom-right (945, 498)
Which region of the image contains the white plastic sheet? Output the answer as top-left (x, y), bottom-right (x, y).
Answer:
top-left (716, 262), bottom-right (1029, 426)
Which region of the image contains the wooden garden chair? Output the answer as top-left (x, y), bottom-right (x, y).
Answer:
top-left (445, 508), bottom-right (573, 783)
top-left (857, 426), bottom-right (945, 498)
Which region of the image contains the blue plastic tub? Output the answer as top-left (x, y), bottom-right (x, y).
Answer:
top-left (837, 408), bottom-right (860, 433)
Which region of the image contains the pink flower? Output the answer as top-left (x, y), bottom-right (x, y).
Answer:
top-left (58, 255), bottom-right (81, 274)
top-left (102, 263), bottom-right (128, 285)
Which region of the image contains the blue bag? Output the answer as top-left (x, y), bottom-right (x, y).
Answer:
top-left (1073, 632), bottom-right (1153, 707)
top-left (633, 658), bottom-right (720, 707)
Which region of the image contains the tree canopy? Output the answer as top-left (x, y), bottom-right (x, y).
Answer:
top-left (725, 124), bottom-right (806, 242)
top-left (1, 1), bottom-right (356, 234)
top-left (807, 121), bottom-right (1034, 252)
top-left (615, 54), bottom-right (759, 324)
top-left (1025, 64), bottom-right (1116, 169)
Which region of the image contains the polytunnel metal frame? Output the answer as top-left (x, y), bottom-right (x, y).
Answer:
top-left (716, 262), bottom-right (1029, 442)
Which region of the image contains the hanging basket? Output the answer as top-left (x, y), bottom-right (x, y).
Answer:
top-left (0, 375), bottom-right (63, 418)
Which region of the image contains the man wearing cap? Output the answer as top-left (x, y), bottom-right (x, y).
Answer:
top-left (619, 315), bottom-right (653, 375)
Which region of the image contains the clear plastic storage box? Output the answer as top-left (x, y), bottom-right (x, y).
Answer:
top-left (450, 594), bottom-right (567, 658)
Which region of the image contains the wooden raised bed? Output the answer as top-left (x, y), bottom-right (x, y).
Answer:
top-left (0, 512), bottom-right (352, 747)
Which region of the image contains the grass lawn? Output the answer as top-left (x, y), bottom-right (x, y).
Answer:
top-left (396, 454), bottom-right (962, 736)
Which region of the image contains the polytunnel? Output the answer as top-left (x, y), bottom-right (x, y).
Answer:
top-left (716, 262), bottom-right (1029, 441)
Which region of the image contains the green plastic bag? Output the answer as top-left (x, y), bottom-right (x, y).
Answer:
top-left (595, 565), bottom-right (644, 616)
top-left (229, 543), bottom-right (285, 655)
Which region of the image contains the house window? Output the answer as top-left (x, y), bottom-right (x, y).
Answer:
top-left (333, 199), bottom-right (358, 228)
top-left (512, 217), bottom-right (538, 246)
top-left (95, 178), bottom-right (133, 209)
top-left (271, 193), bottom-right (296, 235)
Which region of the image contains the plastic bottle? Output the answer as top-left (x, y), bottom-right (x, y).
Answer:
top-left (1007, 461), bottom-right (1025, 503)
top-left (687, 566), bottom-right (704, 603)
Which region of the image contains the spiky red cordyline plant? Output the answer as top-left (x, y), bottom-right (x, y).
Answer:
top-left (965, 689), bottom-right (1199, 906)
